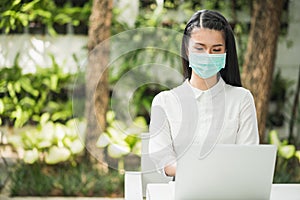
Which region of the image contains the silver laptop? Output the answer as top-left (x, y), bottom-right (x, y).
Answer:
top-left (175, 144), bottom-right (277, 200)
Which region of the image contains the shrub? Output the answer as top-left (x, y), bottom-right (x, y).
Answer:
top-left (10, 160), bottom-right (124, 197)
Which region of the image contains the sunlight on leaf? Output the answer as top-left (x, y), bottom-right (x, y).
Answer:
top-left (269, 130), bottom-right (281, 147)
top-left (23, 148), bottom-right (39, 164)
top-left (107, 143), bottom-right (130, 158)
top-left (96, 133), bottom-right (111, 148)
top-left (45, 146), bottom-right (71, 164)
top-left (279, 145), bottom-right (295, 159)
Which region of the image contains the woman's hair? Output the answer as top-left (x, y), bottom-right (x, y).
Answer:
top-left (181, 10), bottom-right (242, 87)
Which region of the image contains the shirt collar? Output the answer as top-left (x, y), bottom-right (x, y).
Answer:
top-left (185, 77), bottom-right (225, 99)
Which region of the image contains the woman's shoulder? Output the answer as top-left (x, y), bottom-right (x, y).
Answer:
top-left (152, 89), bottom-right (178, 106)
top-left (224, 84), bottom-right (253, 100)
top-left (152, 81), bottom-right (187, 107)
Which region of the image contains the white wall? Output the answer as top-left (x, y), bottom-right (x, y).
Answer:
top-left (0, 34), bottom-right (88, 74)
top-left (276, 0), bottom-right (300, 82)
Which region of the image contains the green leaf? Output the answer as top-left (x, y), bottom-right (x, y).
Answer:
top-left (19, 77), bottom-right (39, 97)
top-left (96, 132), bottom-right (111, 148)
top-left (22, 130), bottom-right (39, 149)
top-left (2, 10), bottom-right (16, 17)
top-left (19, 97), bottom-right (36, 107)
top-left (107, 143), bottom-right (130, 158)
top-left (51, 110), bottom-right (72, 121)
top-left (125, 135), bottom-right (139, 149)
top-left (0, 99), bottom-right (4, 114)
top-left (10, 18), bottom-right (16, 27)
top-left (14, 81), bottom-right (21, 93)
top-left (279, 145), bottom-right (296, 159)
top-left (40, 112), bottom-right (50, 125)
top-left (54, 13), bottom-right (72, 24)
top-left (268, 130), bottom-right (281, 147)
top-left (106, 110), bottom-right (115, 124)
top-left (47, 24), bottom-right (57, 36)
top-left (0, 80), bottom-right (6, 93)
top-left (132, 141), bottom-right (141, 155)
top-left (107, 127), bottom-right (127, 141)
top-left (45, 146), bottom-right (71, 164)
top-left (37, 140), bottom-right (52, 149)
top-left (68, 139), bottom-right (84, 154)
top-left (12, 0), bottom-right (21, 7)
top-left (7, 82), bottom-right (16, 98)
top-left (40, 122), bottom-right (55, 142)
top-left (33, 9), bottom-right (52, 19)
top-left (21, 0), bottom-right (39, 12)
top-left (16, 13), bottom-right (29, 26)
top-left (295, 151), bottom-right (300, 163)
top-left (23, 148), bottom-right (39, 164)
top-left (54, 123), bottom-right (67, 141)
top-left (50, 74), bottom-right (58, 91)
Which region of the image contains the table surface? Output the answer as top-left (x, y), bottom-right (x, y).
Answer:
top-left (146, 183), bottom-right (300, 200)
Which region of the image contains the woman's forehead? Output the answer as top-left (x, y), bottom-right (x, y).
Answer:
top-left (190, 27), bottom-right (225, 45)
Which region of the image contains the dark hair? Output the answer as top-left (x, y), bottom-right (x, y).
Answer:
top-left (181, 10), bottom-right (242, 87)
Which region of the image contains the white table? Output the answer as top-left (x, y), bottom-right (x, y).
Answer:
top-left (146, 182), bottom-right (300, 200)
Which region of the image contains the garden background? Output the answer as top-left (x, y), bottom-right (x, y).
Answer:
top-left (0, 0), bottom-right (300, 198)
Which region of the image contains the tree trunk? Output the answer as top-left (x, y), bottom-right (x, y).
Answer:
top-left (85, 0), bottom-right (112, 161)
top-left (241, 0), bottom-right (284, 143)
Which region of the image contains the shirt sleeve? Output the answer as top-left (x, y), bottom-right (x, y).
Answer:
top-left (148, 92), bottom-right (176, 176)
top-left (236, 90), bottom-right (260, 144)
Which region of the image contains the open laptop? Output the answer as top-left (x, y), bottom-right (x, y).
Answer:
top-left (175, 144), bottom-right (277, 200)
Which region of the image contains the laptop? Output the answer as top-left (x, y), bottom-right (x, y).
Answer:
top-left (175, 144), bottom-right (277, 200)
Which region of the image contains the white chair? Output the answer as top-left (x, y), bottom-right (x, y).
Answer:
top-left (124, 133), bottom-right (173, 200)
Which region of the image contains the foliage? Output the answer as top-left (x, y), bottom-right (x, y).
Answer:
top-left (267, 69), bottom-right (294, 128)
top-left (0, 0), bottom-right (91, 35)
top-left (96, 111), bottom-right (146, 158)
top-left (7, 119), bottom-right (85, 165)
top-left (269, 130), bottom-right (300, 183)
top-left (10, 160), bottom-right (124, 197)
top-left (0, 54), bottom-right (75, 128)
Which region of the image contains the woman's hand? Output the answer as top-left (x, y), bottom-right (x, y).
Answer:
top-left (164, 162), bottom-right (177, 177)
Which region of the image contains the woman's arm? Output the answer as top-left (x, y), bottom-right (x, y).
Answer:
top-left (148, 92), bottom-right (177, 177)
top-left (236, 90), bottom-right (260, 144)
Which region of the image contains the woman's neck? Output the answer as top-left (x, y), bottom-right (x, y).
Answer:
top-left (189, 72), bottom-right (218, 90)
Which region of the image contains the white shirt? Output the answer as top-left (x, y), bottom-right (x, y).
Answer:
top-left (148, 77), bottom-right (259, 175)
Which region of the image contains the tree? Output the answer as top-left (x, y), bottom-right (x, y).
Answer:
top-left (85, 0), bottom-right (112, 161)
top-left (241, 0), bottom-right (285, 143)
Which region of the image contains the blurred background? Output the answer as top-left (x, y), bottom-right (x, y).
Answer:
top-left (0, 0), bottom-right (299, 198)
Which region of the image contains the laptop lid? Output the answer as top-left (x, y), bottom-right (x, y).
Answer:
top-left (175, 144), bottom-right (277, 200)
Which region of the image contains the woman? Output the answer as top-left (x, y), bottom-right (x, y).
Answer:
top-left (148, 10), bottom-right (259, 177)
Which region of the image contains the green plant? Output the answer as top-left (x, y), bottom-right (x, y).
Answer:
top-left (0, 54), bottom-right (76, 128)
top-left (96, 110), bottom-right (147, 170)
top-left (269, 130), bottom-right (300, 183)
top-left (0, 0), bottom-right (91, 35)
top-left (10, 160), bottom-right (124, 197)
top-left (7, 118), bottom-right (85, 165)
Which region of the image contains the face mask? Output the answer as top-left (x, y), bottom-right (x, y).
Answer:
top-left (189, 53), bottom-right (226, 79)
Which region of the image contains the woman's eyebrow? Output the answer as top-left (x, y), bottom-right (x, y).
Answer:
top-left (194, 43), bottom-right (224, 47)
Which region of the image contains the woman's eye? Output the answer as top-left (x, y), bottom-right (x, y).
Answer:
top-left (195, 47), bottom-right (204, 51)
top-left (213, 49), bottom-right (221, 52)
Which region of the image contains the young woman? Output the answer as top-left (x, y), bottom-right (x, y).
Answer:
top-left (148, 10), bottom-right (259, 177)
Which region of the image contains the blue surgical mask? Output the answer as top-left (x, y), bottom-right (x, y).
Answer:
top-left (189, 53), bottom-right (226, 79)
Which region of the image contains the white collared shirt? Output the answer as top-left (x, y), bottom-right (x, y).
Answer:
top-left (148, 77), bottom-right (259, 175)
